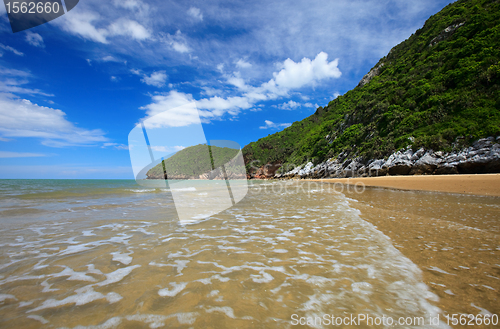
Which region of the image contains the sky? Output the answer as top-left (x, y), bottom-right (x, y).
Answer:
top-left (0, 0), bottom-right (456, 179)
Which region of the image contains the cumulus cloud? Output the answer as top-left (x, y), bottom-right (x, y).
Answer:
top-left (139, 53), bottom-right (341, 126)
top-left (0, 93), bottom-right (107, 147)
top-left (139, 91), bottom-right (198, 128)
top-left (277, 100), bottom-right (300, 110)
top-left (25, 32), bottom-right (44, 47)
top-left (131, 69), bottom-right (168, 87)
top-left (259, 120), bottom-right (291, 130)
top-left (272, 52), bottom-right (341, 89)
top-left (187, 7), bottom-right (203, 21)
top-left (141, 71), bottom-right (167, 87)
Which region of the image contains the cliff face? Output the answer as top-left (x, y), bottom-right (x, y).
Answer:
top-left (243, 0), bottom-right (500, 177)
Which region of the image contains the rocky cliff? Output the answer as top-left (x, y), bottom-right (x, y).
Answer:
top-left (276, 137), bottom-right (500, 179)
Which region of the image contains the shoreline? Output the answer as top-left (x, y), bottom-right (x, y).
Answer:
top-left (340, 186), bottom-right (500, 320)
top-left (308, 173), bottom-right (500, 197)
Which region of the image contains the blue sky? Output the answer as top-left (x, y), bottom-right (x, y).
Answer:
top-left (0, 0), bottom-right (455, 179)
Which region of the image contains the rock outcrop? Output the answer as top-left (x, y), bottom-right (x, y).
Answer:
top-left (274, 137), bottom-right (500, 179)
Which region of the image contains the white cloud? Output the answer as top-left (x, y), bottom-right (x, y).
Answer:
top-left (131, 69), bottom-right (168, 87)
top-left (272, 52), bottom-right (341, 90)
top-left (0, 93), bottom-right (107, 147)
top-left (277, 100), bottom-right (300, 110)
top-left (140, 91), bottom-right (197, 128)
top-left (216, 64), bottom-right (224, 73)
top-left (0, 151), bottom-right (47, 158)
top-left (333, 92), bottom-right (341, 99)
top-left (108, 19), bottom-right (150, 40)
top-left (161, 30), bottom-right (190, 53)
top-left (101, 55), bottom-right (121, 62)
top-left (25, 32), bottom-right (44, 48)
top-left (0, 44), bottom-right (24, 56)
top-left (102, 142), bottom-right (128, 150)
top-left (141, 71), bottom-right (167, 87)
top-left (57, 11), bottom-right (149, 43)
top-left (0, 67), bottom-right (53, 97)
top-left (58, 11), bottom-right (108, 43)
top-left (112, 0), bottom-right (141, 10)
top-left (110, 76), bottom-right (118, 81)
top-left (259, 120), bottom-right (291, 130)
top-left (187, 7), bottom-right (203, 21)
top-left (235, 59), bottom-right (252, 69)
top-left (138, 53), bottom-right (341, 126)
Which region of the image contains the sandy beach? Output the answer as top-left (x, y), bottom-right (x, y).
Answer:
top-left (311, 173), bottom-right (500, 197)
top-left (316, 177), bottom-right (500, 328)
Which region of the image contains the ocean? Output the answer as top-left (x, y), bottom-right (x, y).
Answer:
top-left (0, 179), bottom-right (498, 328)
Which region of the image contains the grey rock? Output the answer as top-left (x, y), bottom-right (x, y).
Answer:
top-left (472, 137), bottom-right (494, 149)
top-left (435, 164), bottom-right (459, 175)
top-left (411, 148), bottom-right (425, 161)
top-left (409, 154), bottom-right (441, 175)
top-left (389, 161), bottom-right (412, 175)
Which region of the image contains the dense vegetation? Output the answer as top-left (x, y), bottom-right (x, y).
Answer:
top-left (243, 0), bottom-right (500, 171)
top-left (147, 144), bottom-right (240, 178)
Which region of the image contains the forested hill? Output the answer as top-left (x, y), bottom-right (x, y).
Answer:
top-left (242, 0), bottom-right (500, 170)
top-left (146, 144), bottom-right (239, 179)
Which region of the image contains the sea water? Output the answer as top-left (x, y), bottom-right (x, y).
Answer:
top-left (0, 179), bottom-right (453, 328)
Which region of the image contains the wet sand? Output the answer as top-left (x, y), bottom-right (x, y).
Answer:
top-left (337, 186), bottom-right (500, 328)
top-left (311, 174), bottom-right (500, 197)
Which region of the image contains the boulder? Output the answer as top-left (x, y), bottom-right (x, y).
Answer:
top-left (434, 164), bottom-right (459, 175)
top-left (409, 153), bottom-right (441, 175)
top-left (388, 161), bottom-right (412, 175)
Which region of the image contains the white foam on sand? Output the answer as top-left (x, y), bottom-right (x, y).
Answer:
top-left (205, 306), bottom-right (236, 319)
top-left (30, 286), bottom-right (106, 311)
top-left (158, 282), bottom-right (187, 297)
top-left (111, 252), bottom-right (133, 265)
top-left (53, 266), bottom-right (97, 282)
top-left (0, 294), bottom-right (16, 302)
top-left (96, 265), bottom-right (141, 286)
top-left (251, 271), bottom-right (274, 283)
top-left (27, 314), bottom-right (49, 324)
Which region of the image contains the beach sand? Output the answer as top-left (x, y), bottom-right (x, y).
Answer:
top-left (313, 175), bottom-right (500, 328)
top-left (311, 173), bottom-right (500, 197)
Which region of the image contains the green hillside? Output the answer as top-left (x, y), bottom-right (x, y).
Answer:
top-left (147, 144), bottom-right (240, 178)
top-left (243, 0), bottom-right (500, 171)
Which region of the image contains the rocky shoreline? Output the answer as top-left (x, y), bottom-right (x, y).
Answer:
top-left (261, 137), bottom-right (500, 179)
